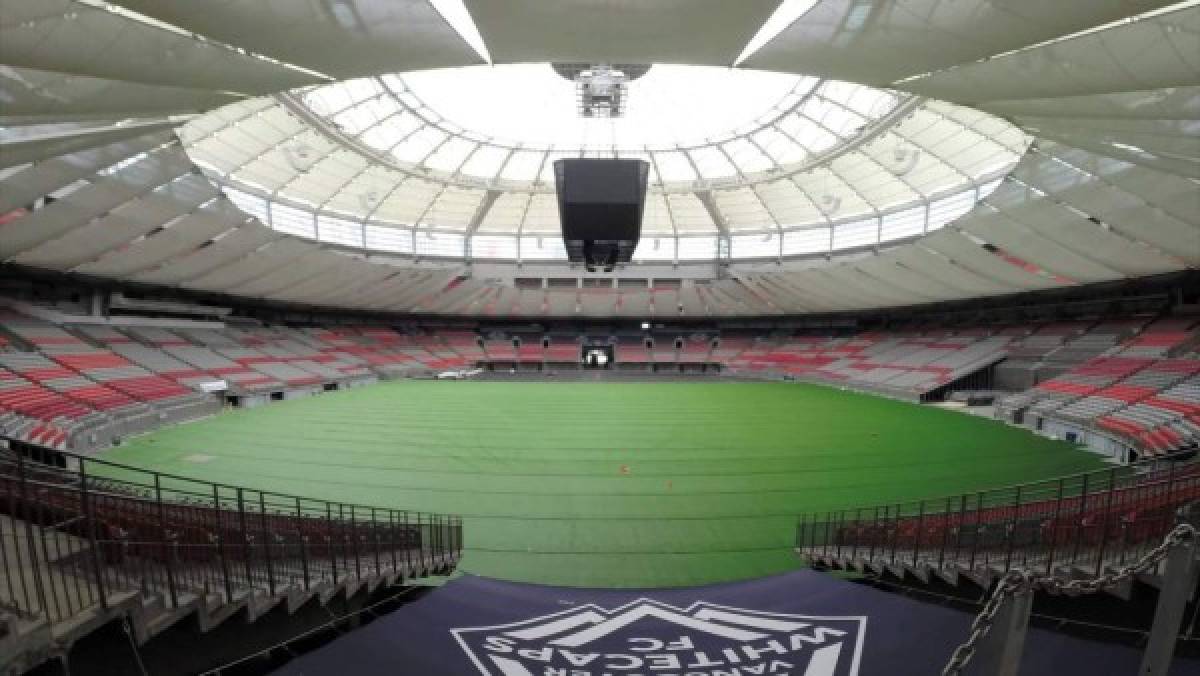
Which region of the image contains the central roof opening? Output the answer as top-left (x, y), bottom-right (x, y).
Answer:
top-left (400, 63), bottom-right (811, 148)
top-left (299, 64), bottom-right (905, 185)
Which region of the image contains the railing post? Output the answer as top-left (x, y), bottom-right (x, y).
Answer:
top-left (3, 456), bottom-right (33, 615)
top-left (1071, 473), bottom-right (1090, 566)
top-left (212, 484), bottom-right (233, 603)
top-left (868, 506), bottom-right (879, 564)
top-left (296, 497), bottom-right (310, 590)
top-left (940, 496), bottom-right (952, 570)
top-left (236, 487), bottom-right (253, 588)
top-left (1094, 467), bottom-right (1119, 576)
top-left (852, 508), bottom-right (862, 562)
top-left (413, 512), bottom-right (422, 571)
top-left (153, 473), bottom-right (177, 608)
top-left (835, 511), bottom-right (844, 561)
top-left (1161, 462), bottom-right (1178, 560)
top-left (1138, 529), bottom-right (1196, 676)
top-left (914, 500), bottom-right (925, 567)
top-left (1046, 478), bottom-right (1065, 576)
top-left (388, 510), bottom-right (399, 575)
top-left (438, 515), bottom-right (447, 568)
top-left (890, 503), bottom-right (901, 564)
top-left (403, 511), bottom-right (413, 574)
top-left (954, 493), bottom-right (968, 565)
top-left (259, 493), bottom-right (275, 596)
top-left (421, 512), bottom-right (429, 571)
top-left (968, 492), bottom-right (983, 572)
top-left (370, 507), bottom-right (381, 575)
top-left (326, 502), bottom-right (337, 582)
top-left (349, 504), bottom-right (361, 580)
top-left (435, 514), bottom-right (444, 569)
top-left (77, 457), bottom-right (108, 609)
top-left (14, 451), bottom-right (49, 618)
top-left (971, 585), bottom-right (1035, 676)
top-left (431, 514), bottom-right (440, 570)
top-left (822, 511), bottom-right (831, 560)
top-left (1004, 486), bottom-right (1021, 573)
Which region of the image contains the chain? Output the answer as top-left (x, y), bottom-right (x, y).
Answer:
top-left (941, 523), bottom-right (1196, 676)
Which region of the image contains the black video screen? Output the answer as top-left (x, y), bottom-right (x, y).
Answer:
top-left (558, 159), bottom-right (646, 205)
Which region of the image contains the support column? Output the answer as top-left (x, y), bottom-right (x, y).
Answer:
top-left (969, 586), bottom-right (1033, 676)
top-left (1140, 532), bottom-right (1197, 676)
top-left (696, 191), bottom-right (730, 279)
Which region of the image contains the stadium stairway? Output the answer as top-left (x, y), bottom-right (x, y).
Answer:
top-left (798, 456), bottom-right (1200, 598)
top-left (0, 446), bottom-right (462, 675)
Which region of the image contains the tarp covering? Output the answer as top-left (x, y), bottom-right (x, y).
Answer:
top-left (272, 571), bottom-right (1181, 676)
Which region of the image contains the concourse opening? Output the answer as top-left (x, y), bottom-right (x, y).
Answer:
top-left (581, 345), bottom-right (613, 370)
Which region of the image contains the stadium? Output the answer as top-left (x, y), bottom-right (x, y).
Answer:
top-left (0, 1), bottom-right (1198, 674)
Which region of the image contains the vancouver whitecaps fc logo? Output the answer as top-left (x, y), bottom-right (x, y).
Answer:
top-left (451, 598), bottom-right (865, 676)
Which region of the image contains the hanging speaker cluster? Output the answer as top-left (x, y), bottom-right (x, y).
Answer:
top-left (555, 158), bottom-right (649, 272)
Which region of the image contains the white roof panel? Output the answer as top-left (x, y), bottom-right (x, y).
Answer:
top-left (463, 0), bottom-right (783, 66)
top-left (744, 0), bottom-right (1173, 84)
top-left (109, 0), bottom-right (481, 79)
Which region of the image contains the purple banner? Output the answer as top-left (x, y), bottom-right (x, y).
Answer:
top-left (272, 571), bottom-right (1188, 675)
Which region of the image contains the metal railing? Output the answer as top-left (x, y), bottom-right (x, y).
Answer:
top-left (796, 452), bottom-right (1200, 580)
top-left (0, 439), bottom-right (462, 627)
top-left (942, 523), bottom-right (1197, 676)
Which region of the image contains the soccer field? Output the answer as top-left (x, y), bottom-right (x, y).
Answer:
top-left (101, 381), bottom-right (1106, 588)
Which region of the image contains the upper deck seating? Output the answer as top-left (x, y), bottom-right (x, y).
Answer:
top-left (1005, 322), bottom-right (1088, 360)
top-left (0, 351), bottom-right (143, 414)
top-left (120, 326), bottom-right (193, 347)
top-left (73, 325), bottom-right (136, 345)
top-left (1049, 318), bottom-right (1147, 365)
top-left (544, 336), bottom-right (580, 362)
top-left (678, 336), bottom-right (713, 363)
top-left (615, 337), bottom-right (651, 364)
top-left (997, 317), bottom-right (1200, 453)
top-left (515, 336), bottom-right (545, 363)
top-left (0, 366), bottom-right (105, 447)
top-left (1099, 371), bottom-right (1200, 455)
top-left (1120, 318), bottom-right (1198, 358)
top-left (651, 337), bottom-right (678, 363)
top-left (710, 335), bottom-right (753, 361)
top-left (443, 331), bottom-right (486, 361)
top-left (727, 330), bottom-right (1010, 396)
top-left (14, 320), bottom-right (201, 407)
top-left (483, 337), bottom-right (517, 361)
top-left (109, 343), bottom-right (218, 388)
top-left (51, 352), bottom-right (198, 404)
top-left (164, 345), bottom-right (282, 392)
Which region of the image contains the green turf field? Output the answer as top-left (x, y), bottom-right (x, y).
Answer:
top-left (99, 381), bottom-right (1106, 588)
